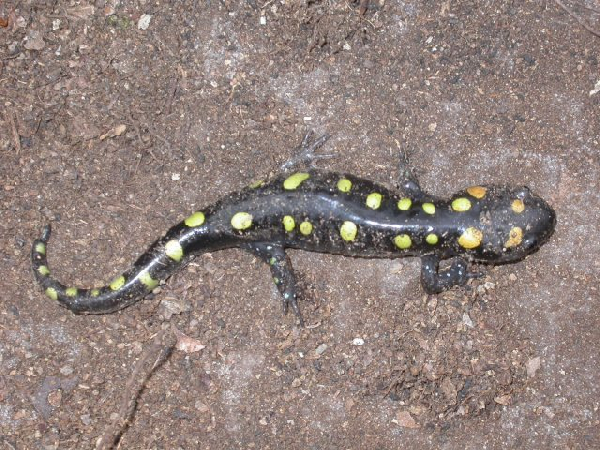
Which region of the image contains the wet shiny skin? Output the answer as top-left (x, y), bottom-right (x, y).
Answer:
top-left (31, 170), bottom-right (556, 321)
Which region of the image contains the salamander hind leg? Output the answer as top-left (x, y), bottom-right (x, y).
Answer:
top-left (420, 255), bottom-right (481, 294)
top-left (243, 242), bottom-right (303, 326)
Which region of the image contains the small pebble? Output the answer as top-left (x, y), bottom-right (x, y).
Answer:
top-left (462, 313), bottom-right (474, 328)
top-left (315, 343), bottom-right (328, 355)
top-left (59, 365), bottom-right (73, 376)
top-left (137, 14), bottom-right (152, 30)
top-left (80, 414), bottom-right (92, 426)
top-left (543, 406), bottom-right (555, 419)
top-left (47, 390), bottom-right (62, 408)
top-left (195, 401), bottom-right (209, 413)
top-left (352, 338), bottom-right (364, 346)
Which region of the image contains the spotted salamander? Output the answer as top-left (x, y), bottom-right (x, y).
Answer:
top-left (32, 158), bottom-right (555, 325)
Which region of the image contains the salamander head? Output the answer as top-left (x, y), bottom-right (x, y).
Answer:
top-left (464, 186), bottom-right (556, 263)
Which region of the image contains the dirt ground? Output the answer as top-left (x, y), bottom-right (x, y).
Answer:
top-left (1, 1), bottom-right (599, 448)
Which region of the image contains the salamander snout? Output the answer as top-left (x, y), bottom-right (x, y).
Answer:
top-left (495, 186), bottom-right (556, 261)
top-left (473, 185), bottom-right (556, 263)
top-left (521, 192), bottom-right (556, 248)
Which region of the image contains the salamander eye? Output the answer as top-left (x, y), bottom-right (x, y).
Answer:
top-left (522, 236), bottom-right (538, 250)
top-left (514, 187), bottom-right (531, 200)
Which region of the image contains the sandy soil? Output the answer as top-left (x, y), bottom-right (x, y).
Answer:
top-left (1, 1), bottom-right (599, 448)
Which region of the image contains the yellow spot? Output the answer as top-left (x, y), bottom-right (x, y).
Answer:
top-left (458, 227), bottom-right (483, 249)
top-left (422, 203), bottom-right (436, 214)
top-left (90, 289), bottom-right (100, 297)
top-left (511, 199), bottom-right (525, 213)
top-left (165, 239), bottom-right (184, 262)
top-left (231, 212), bottom-right (253, 230)
top-left (184, 211), bottom-right (206, 227)
top-left (452, 197), bottom-right (472, 212)
top-left (283, 172), bottom-right (310, 190)
top-left (366, 193), bottom-right (383, 210)
top-left (299, 221), bottom-right (313, 235)
top-left (66, 287), bottom-right (78, 297)
top-left (467, 186), bottom-right (487, 199)
top-left (273, 277), bottom-right (280, 285)
top-left (397, 198), bottom-right (412, 210)
top-left (45, 287), bottom-right (58, 301)
top-left (249, 179), bottom-right (264, 189)
top-left (35, 242), bottom-right (46, 255)
top-left (426, 233), bottom-right (439, 245)
top-left (337, 178), bottom-right (352, 193)
top-left (340, 221), bottom-right (358, 241)
top-left (283, 215), bottom-right (295, 232)
top-left (110, 275), bottom-right (126, 291)
top-left (38, 265), bottom-right (50, 276)
top-left (269, 257), bottom-right (277, 266)
top-left (505, 227), bottom-right (523, 248)
top-left (139, 270), bottom-right (159, 289)
top-left (394, 234), bottom-right (412, 249)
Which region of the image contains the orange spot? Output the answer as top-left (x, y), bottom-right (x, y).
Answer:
top-left (466, 186), bottom-right (487, 199)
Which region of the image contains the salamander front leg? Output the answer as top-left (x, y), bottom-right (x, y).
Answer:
top-left (398, 148), bottom-right (428, 201)
top-left (280, 131), bottom-right (333, 171)
top-left (242, 242), bottom-right (303, 326)
top-left (420, 255), bottom-right (480, 294)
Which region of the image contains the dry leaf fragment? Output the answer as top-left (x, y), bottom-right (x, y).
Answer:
top-left (526, 357), bottom-right (541, 378)
top-left (494, 394), bottom-right (511, 405)
top-left (173, 327), bottom-right (205, 354)
top-left (24, 30), bottom-right (45, 50)
top-left (99, 124), bottom-right (126, 140)
top-left (395, 411), bottom-right (419, 429)
top-left (100, 124), bottom-right (127, 141)
top-left (66, 5), bottom-right (95, 20)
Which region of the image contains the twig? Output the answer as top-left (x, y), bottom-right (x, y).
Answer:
top-left (554, 0), bottom-right (600, 38)
top-left (359, 0), bottom-right (370, 16)
top-left (578, 2), bottom-right (600, 14)
top-left (127, 110), bottom-right (160, 163)
top-left (95, 328), bottom-right (177, 450)
top-left (128, 110), bottom-right (145, 146)
top-left (7, 108), bottom-right (21, 154)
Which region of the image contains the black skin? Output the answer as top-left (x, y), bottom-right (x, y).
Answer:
top-left (31, 134), bottom-right (556, 324)
top-left (396, 150), bottom-right (480, 294)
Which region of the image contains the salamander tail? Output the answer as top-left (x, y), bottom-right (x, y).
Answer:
top-left (31, 224), bottom-right (159, 314)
